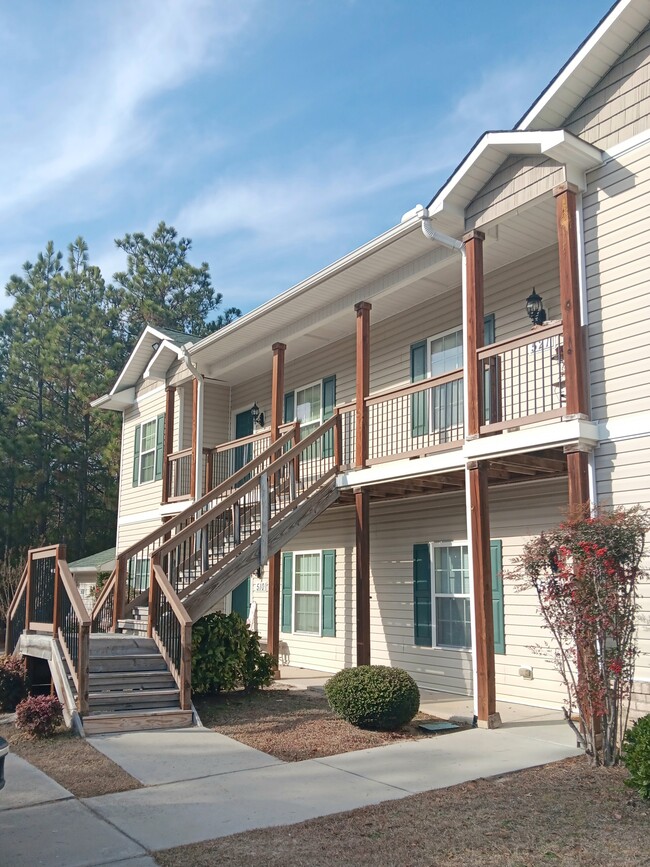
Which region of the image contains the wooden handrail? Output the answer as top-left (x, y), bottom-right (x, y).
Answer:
top-left (58, 561), bottom-right (91, 626)
top-left (119, 425), bottom-right (298, 562)
top-left (366, 369), bottom-right (464, 406)
top-left (31, 545), bottom-right (60, 561)
top-left (477, 323), bottom-right (563, 360)
top-left (211, 429), bottom-right (270, 453)
top-left (167, 447), bottom-right (193, 460)
top-left (91, 568), bottom-right (117, 622)
top-left (151, 564), bottom-right (192, 626)
top-left (6, 565), bottom-right (28, 623)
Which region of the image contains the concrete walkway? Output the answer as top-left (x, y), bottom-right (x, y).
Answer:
top-left (0, 674), bottom-right (583, 866)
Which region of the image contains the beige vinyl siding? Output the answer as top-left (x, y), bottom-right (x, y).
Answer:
top-left (566, 25), bottom-right (650, 150)
top-left (583, 141), bottom-right (650, 421)
top-left (116, 518), bottom-right (162, 556)
top-left (118, 386), bottom-right (166, 521)
top-left (595, 435), bottom-right (650, 687)
top-left (203, 382), bottom-right (230, 448)
top-left (466, 156), bottom-right (565, 231)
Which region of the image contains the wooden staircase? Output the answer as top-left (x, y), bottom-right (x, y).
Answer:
top-left (83, 635), bottom-right (192, 734)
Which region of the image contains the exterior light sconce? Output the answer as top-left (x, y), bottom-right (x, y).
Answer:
top-left (250, 402), bottom-right (265, 428)
top-left (151, 341), bottom-right (160, 351)
top-left (525, 289), bottom-right (547, 326)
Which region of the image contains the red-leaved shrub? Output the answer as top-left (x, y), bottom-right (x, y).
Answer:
top-left (0, 654), bottom-right (28, 711)
top-left (15, 695), bottom-right (63, 738)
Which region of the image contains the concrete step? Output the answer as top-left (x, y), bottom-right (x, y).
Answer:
top-left (83, 708), bottom-right (193, 735)
top-left (117, 619), bottom-right (149, 636)
top-left (88, 670), bottom-right (176, 692)
top-left (89, 653), bottom-right (167, 673)
top-left (88, 687), bottom-right (180, 712)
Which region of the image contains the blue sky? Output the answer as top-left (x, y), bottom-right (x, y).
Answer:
top-left (0, 0), bottom-right (613, 317)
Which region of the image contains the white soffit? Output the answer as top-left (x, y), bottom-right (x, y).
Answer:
top-left (516, 0), bottom-right (649, 131)
top-left (143, 340), bottom-right (183, 382)
top-left (90, 387), bottom-right (135, 411)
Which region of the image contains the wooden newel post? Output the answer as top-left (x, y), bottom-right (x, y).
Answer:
top-left (268, 342), bottom-right (287, 670)
top-left (52, 544), bottom-right (65, 637)
top-left (162, 386), bottom-right (175, 504)
top-left (468, 461), bottom-right (500, 728)
top-left (355, 302), bottom-right (371, 468)
top-left (190, 378), bottom-right (199, 499)
top-left (463, 230), bottom-right (485, 438)
top-left (113, 554), bottom-right (127, 631)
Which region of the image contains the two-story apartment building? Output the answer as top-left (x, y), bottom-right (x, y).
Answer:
top-left (9, 0), bottom-right (650, 734)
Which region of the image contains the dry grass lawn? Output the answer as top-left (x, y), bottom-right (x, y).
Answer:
top-left (156, 757), bottom-right (649, 867)
top-left (0, 721), bottom-right (142, 798)
top-left (194, 688), bottom-right (449, 761)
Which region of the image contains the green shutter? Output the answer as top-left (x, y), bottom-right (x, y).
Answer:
top-left (284, 391), bottom-right (295, 424)
top-left (410, 340), bottom-right (428, 437)
top-left (154, 413), bottom-right (165, 481)
top-left (132, 424), bottom-right (141, 487)
top-left (413, 544), bottom-right (432, 646)
top-left (321, 549), bottom-right (336, 637)
top-left (322, 376), bottom-right (336, 458)
top-left (491, 539), bottom-right (505, 655)
top-left (281, 552), bottom-right (293, 633)
top-left (483, 314), bottom-right (496, 427)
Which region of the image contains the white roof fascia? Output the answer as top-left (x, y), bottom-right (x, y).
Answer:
top-left (516, 0), bottom-right (646, 131)
top-left (110, 325), bottom-right (171, 396)
top-left (188, 216), bottom-right (422, 359)
top-left (427, 130), bottom-right (603, 222)
top-left (143, 340), bottom-right (183, 383)
top-left (91, 387), bottom-right (135, 411)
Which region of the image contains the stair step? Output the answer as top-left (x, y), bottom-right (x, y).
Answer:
top-left (89, 653), bottom-right (167, 673)
top-left (88, 687), bottom-right (180, 712)
top-left (117, 619), bottom-right (149, 635)
top-left (89, 670), bottom-right (176, 691)
top-left (83, 708), bottom-right (193, 735)
top-left (89, 636), bottom-right (157, 656)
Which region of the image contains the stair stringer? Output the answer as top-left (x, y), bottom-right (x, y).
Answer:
top-left (182, 478), bottom-right (340, 622)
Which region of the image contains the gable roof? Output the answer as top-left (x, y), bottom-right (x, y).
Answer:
top-left (68, 547), bottom-right (116, 573)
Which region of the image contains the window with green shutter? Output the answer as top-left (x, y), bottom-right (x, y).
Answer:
top-left (132, 413), bottom-right (165, 487)
top-left (281, 549), bottom-right (336, 636)
top-left (491, 539), bottom-right (505, 654)
top-left (413, 543), bottom-right (432, 646)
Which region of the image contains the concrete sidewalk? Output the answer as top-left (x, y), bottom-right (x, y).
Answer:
top-left (0, 684), bottom-right (583, 866)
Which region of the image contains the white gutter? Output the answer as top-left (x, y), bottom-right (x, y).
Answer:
top-left (181, 348), bottom-right (204, 501)
top-left (419, 209), bottom-right (480, 718)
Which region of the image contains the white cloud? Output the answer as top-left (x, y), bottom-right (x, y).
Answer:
top-left (0, 0), bottom-right (255, 217)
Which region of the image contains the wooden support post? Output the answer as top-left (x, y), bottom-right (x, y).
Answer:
top-left (566, 447), bottom-right (590, 512)
top-left (467, 462), bottom-right (500, 728)
top-left (180, 623), bottom-right (192, 710)
top-left (268, 342), bottom-right (287, 670)
top-left (355, 488), bottom-right (371, 666)
top-left (463, 230), bottom-right (485, 438)
top-left (161, 385), bottom-right (175, 504)
top-left (554, 182), bottom-right (589, 418)
top-left (77, 622), bottom-right (90, 715)
top-left (355, 302), bottom-right (371, 468)
top-left (52, 544), bottom-right (65, 638)
top-left (190, 377), bottom-right (199, 499)
top-left (25, 550), bottom-right (34, 629)
top-left (112, 554), bottom-right (127, 631)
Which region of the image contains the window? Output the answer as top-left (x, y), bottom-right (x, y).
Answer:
top-left (281, 549), bottom-right (336, 636)
top-left (295, 384), bottom-right (322, 441)
top-left (412, 540), bottom-right (505, 653)
top-left (132, 414), bottom-right (165, 487)
top-left (429, 328), bottom-right (463, 437)
top-left (284, 376), bottom-right (336, 458)
top-left (128, 558), bottom-right (150, 595)
top-left (433, 544), bottom-right (471, 648)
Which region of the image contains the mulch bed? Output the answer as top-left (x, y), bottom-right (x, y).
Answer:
top-left (0, 721), bottom-right (142, 798)
top-left (155, 757), bottom-right (649, 867)
top-left (194, 687), bottom-right (458, 761)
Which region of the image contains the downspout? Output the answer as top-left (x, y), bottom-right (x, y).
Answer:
top-left (181, 348), bottom-right (204, 502)
top-left (420, 210), bottom-right (480, 720)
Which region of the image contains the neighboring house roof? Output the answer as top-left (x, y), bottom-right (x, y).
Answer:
top-left (68, 547), bottom-right (116, 574)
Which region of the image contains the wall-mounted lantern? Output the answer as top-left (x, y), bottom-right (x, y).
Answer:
top-left (525, 289), bottom-right (547, 326)
top-left (250, 402), bottom-right (265, 428)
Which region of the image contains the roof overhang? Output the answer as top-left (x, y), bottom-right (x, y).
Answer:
top-left (91, 387), bottom-right (135, 411)
top-left (143, 340), bottom-right (184, 383)
top-left (424, 129), bottom-right (603, 228)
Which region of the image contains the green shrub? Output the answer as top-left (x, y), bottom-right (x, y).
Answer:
top-left (16, 695), bottom-right (63, 738)
top-left (0, 654), bottom-right (28, 711)
top-left (623, 714), bottom-right (650, 799)
top-left (325, 665), bottom-right (420, 731)
top-left (191, 611), bottom-right (276, 695)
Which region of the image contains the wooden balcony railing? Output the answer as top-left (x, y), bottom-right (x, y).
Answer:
top-left (205, 429), bottom-right (273, 492)
top-left (365, 370), bottom-right (465, 464)
top-left (477, 323), bottom-right (564, 433)
top-left (166, 447), bottom-right (193, 501)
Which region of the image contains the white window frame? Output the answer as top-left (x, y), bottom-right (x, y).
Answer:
top-left (290, 379), bottom-right (323, 428)
top-left (427, 325), bottom-right (464, 436)
top-left (431, 540), bottom-right (472, 651)
top-left (138, 417), bottom-right (158, 485)
top-left (292, 549), bottom-right (322, 635)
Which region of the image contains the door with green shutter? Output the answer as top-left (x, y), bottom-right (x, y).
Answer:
top-left (231, 577), bottom-right (250, 621)
top-left (491, 540), bottom-right (505, 654)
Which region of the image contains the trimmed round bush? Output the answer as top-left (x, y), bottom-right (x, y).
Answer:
top-left (16, 695), bottom-right (63, 738)
top-left (0, 654), bottom-right (28, 711)
top-left (623, 713), bottom-right (650, 800)
top-left (325, 665), bottom-right (420, 731)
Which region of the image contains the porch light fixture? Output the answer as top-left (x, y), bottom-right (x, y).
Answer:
top-left (525, 289), bottom-right (546, 326)
top-left (151, 341), bottom-right (160, 351)
top-left (250, 402), bottom-right (265, 428)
